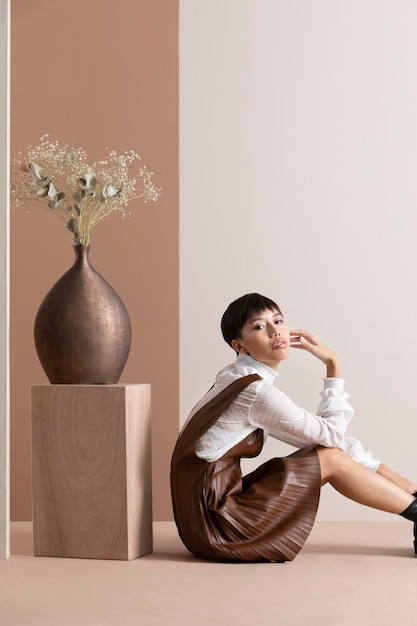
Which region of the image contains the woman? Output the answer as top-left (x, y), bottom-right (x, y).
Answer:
top-left (171, 293), bottom-right (417, 561)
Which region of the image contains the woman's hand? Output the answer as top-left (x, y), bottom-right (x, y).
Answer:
top-left (290, 330), bottom-right (340, 378)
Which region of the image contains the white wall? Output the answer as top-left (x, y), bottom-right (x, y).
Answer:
top-left (0, 0), bottom-right (10, 558)
top-left (180, 0), bottom-right (417, 521)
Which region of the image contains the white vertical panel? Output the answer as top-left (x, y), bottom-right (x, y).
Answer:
top-left (0, 0), bottom-right (10, 559)
top-left (180, 0), bottom-right (417, 521)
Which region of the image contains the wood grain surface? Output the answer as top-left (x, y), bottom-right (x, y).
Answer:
top-left (31, 384), bottom-right (152, 560)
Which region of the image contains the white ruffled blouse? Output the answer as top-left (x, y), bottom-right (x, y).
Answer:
top-left (188, 354), bottom-right (379, 471)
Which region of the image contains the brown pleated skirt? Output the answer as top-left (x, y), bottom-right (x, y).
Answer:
top-left (171, 374), bottom-right (321, 562)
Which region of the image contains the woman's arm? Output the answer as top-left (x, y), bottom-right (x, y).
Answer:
top-left (247, 329), bottom-right (352, 449)
top-left (286, 330), bottom-right (380, 470)
top-left (290, 330), bottom-right (340, 378)
top-left (247, 378), bottom-right (354, 449)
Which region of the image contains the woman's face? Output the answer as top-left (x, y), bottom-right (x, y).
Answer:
top-left (231, 308), bottom-right (291, 370)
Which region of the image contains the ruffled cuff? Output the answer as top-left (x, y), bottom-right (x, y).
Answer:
top-left (320, 378), bottom-right (349, 401)
top-left (323, 378), bottom-right (345, 391)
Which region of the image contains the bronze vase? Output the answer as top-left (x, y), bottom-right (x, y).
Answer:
top-left (34, 244), bottom-right (132, 384)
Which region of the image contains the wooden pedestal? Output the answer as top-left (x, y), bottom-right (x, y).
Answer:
top-left (31, 384), bottom-right (152, 560)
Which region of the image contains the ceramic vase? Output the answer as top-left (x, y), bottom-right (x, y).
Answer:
top-left (34, 244), bottom-right (131, 384)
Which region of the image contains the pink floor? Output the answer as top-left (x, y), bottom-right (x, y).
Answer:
top-left (1, 521), bottom-right (417, 625)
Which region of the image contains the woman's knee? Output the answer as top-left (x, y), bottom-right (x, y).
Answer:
top-left (316, 446), bottom-right (348, 482)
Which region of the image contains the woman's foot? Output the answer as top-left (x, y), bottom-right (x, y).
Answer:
top-left (401, 494), bottom-right (417, 554)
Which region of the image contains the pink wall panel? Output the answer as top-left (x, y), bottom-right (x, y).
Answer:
top-left (10, 0), bottom-right (179, 520)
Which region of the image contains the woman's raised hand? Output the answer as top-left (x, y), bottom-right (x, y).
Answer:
top-left (290, 330), bottom-right (340, 378)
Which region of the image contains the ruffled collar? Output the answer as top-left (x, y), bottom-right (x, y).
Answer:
top-left (235, 353), bottom-right (278, 383)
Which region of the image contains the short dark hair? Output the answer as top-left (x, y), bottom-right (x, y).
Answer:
top-left (221, 293), bottom-right (282, 348)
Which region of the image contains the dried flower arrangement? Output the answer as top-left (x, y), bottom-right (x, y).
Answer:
top-left (11, 135), bottom-right (161, 245)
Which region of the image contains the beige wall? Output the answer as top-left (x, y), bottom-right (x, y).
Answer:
top-left (12, 0), bottom-right (417, 527)
top-left (11, 0), bottom-right (178, 521)
top-left (180, 0), bottom-right (417, 521)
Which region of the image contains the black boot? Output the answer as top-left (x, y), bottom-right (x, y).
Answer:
top-left (399, 497), bottom-right (417, 554)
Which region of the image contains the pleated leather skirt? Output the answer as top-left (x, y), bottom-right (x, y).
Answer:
top-left (171, 374), bottom-right (321, 562)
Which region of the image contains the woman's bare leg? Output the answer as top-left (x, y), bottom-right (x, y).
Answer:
top-left (376, 463), bottom-right (417, 495)
top-left (317, 446), bottom-right (415, 514)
